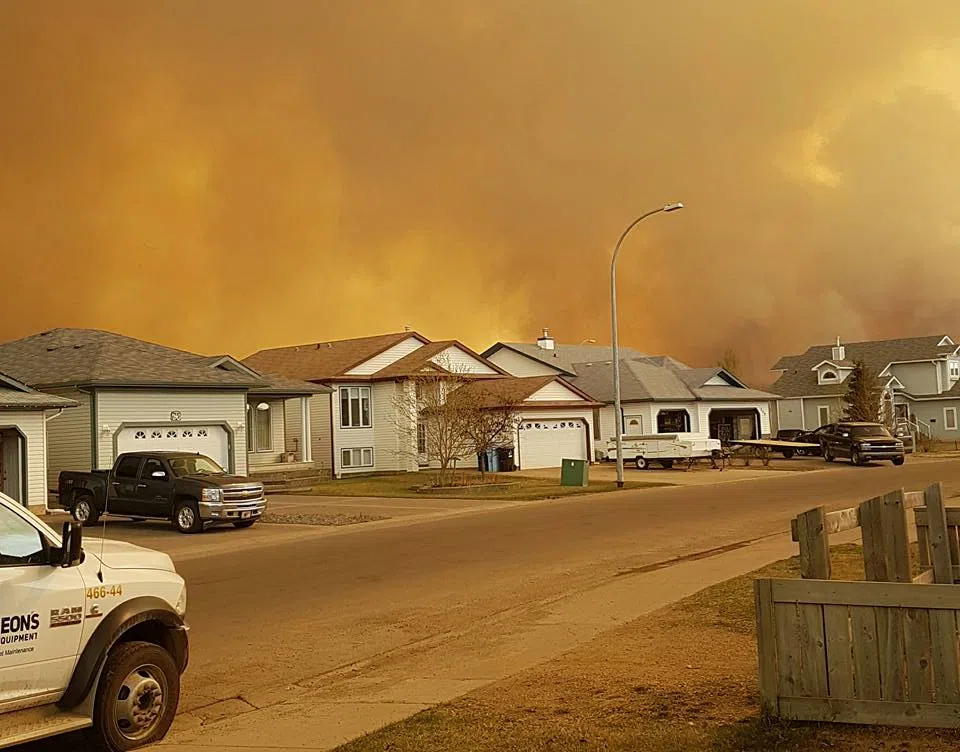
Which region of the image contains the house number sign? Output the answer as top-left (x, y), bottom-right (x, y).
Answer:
top-left (170, 410), bottom-right (182, 422)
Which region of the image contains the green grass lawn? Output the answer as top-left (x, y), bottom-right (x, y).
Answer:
top-left (302, 470), bottom-right (672, 501)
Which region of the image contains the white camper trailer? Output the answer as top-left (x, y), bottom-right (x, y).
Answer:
top-left (606, 433), bottom-right (722, 469)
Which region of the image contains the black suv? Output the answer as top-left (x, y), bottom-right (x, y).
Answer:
top-left (819, 422), bottom-right (906, 466)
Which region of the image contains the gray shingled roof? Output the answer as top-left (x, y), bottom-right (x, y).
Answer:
top-left (563, 358), bottom-right (778, 403)
top-left (483, 342), bottom-right (648, 376)
top-left (771, 335), bottom-right (957, 398)
top-left (0, 329), bottom-right (321, 394)
top-left (0, 387), bottom-right (78, 410)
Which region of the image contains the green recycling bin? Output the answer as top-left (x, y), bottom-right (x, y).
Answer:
top-left (560, 458), bottom-right (589, 487)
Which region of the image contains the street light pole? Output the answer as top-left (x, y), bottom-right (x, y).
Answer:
top-left (611, 202), bottom-right (684, 488)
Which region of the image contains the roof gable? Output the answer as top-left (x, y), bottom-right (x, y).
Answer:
top-left (482, 341), bottom-right (648, 377)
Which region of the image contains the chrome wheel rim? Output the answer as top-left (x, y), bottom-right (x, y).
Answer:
top-left (114, 664), bottom-right (167, 741)
top-left (74, 501), bottom-right (91, 522)
top-left (177, 506), bottom-right (195, 530)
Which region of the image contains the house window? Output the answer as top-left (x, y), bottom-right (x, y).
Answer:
top-left (657, 410), bottom-right (690, 433)
top-left (417, 422), bottom-right (427, 454)
top-left (818, 405), bottom-right (830, 427)
top-left (247, 403), bottom-right (272, 452)
top-left (945, 408), bottom-right (958, 431)
top-left (340, 386), bottom-right (372, 428)
top-left (820, 370), bottom-right (838, 382)
top-left (950, 361), bottom-right (959, 380)
top-left (341, 447), bottom-right (374, 468)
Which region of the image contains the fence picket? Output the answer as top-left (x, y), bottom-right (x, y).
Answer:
top-left (798, 603), bottom-right (829, 697)
top-left (754, 579), bottom-right (779, 715)
top-left (797, 506), bottom-right (831, 580)
top-left (903, 608), bottom-right (934, 702)
top-left (878, 607), bottom-right (906, 701)
top-left (851, 606), bottom-right (882, 700)
top-left (930, 610), bottom-right (960, 704)
top-left (775, 602), bottom-right (802, 699)
top-left (824, 604), bottom-right (855, 698)
top-left (925, 483), bottom-right (953, 584)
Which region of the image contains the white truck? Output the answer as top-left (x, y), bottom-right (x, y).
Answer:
top-left (0, 491), bottom-right (188, 751)
top-left (606, 433), bottom-right (722, 469)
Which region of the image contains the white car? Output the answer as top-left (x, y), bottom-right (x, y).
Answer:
top-left (0, 492), bottom-right (188, 751)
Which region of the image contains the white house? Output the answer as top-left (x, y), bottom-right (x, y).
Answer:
top-left (0, 371), bottom-right (78, 511)
top-left (245, 331), bottom-right (600, 475)
top-left (484, 330), bottom-right (778, 458)
top-left (771, 334), bottom-right (960, 439)
top-left (0, 329), bottom-right (327, 503)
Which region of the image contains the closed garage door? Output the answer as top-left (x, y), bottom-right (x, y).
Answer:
top-left (116, 425), bottom-right (230, 469)
top-left (518, 418), bottom-right (587, 469)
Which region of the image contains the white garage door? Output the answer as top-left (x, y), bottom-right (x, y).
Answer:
top-left (518, 418), bottom-right (587, 469)
top-left (116, 425), bottom-right (230, 469)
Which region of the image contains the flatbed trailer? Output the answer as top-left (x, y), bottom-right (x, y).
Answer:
top-left (726, 438), bottom-right (820, 464)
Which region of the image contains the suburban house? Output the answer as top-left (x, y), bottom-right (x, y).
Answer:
top-left (244, 331), bottom-right (600, 475)
top-left (0, 371), bottom-right (78, 511)
top-left (771, 334), bottom-right (960, 439)
top-left (0, 328), bottom-right (328, 509)
top-left (484, 330), bottom-right (779, 458)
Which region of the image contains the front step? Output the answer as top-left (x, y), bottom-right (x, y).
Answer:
top-left (0, 703), bottom-right (91, 749)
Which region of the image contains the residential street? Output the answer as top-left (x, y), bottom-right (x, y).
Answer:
top-left (20, 457), bottom-right (960, 751)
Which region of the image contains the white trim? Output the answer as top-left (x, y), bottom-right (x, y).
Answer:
top-left (339, 386), bottom-right (372, 429)
top-left (817, 405), bottom-right (830, 427)
top-left (939, 336), bottom-right (954, 347)
top-left (799, 397), bottom-right (806, 430)
top-left (341, 446), bottom-right (374, 468)
top-left (884, 375), bottom-right (906, 390)
top-left (301, 396), bottom-right (312, 462)
top-left (879, 359), bottom-right (942, 376)
top-left (945, 407), bottom-right (958, 431)
top-left (937, 363), bottom-right (944, 394)
top-left (810, 359), bottom-right (850, 371)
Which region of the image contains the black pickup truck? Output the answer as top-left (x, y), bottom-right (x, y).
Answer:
top-left (819, 422), bottom-right (906, 466)
top-left (57, 451), bottom-right (267, 533)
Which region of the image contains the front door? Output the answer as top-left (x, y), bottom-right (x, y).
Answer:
top-left (0, 505), bottom-right (86, 708)
top-left (131, 457), bottom-right (174, 518)
top-left (108, 454), bottom-right (144, 515)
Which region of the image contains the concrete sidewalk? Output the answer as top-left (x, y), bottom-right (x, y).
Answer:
top-left (156, 529), bottom-right (807, 751)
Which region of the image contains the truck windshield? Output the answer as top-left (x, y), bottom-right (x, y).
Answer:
top-left (168, 456), bottom-right (226, 477)
top-left (850, 426), bottom-right (892, 438)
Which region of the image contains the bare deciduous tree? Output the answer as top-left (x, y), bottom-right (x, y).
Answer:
top-left (716, 348), bottom-right (742, 378)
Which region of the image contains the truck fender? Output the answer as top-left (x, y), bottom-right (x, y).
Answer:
top-left (58, 596), bottom-right (188, 709)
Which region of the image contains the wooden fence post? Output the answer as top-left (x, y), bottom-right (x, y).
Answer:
top-left (796, 506), bottom-right (831, 580)
top-left (754, 579), bottom-right (779, 717)
top-left (924, 483), bottom-right (954, 584)
top-left (860, 489), bottom-right (911, 583)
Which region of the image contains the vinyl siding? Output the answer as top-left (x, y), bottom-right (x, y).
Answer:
top-left (900, 397), bottom-right (960, 440)
top-left (283, 398), bottom-right (302, 459)
top-left (594, 404), bottom-right (652, 458)
top-left (346, 337), bottom-right (424, 376)
top-left (248, 400), bottom-right (285, 467)
top-left (0, 410), bottom-right (47, 510)
top-left (889, 362), bottom-right (939, 395)
top-left (803, 397), bottom-right (843, 429)
top-left (96, 390), bottom-right (247, 474)
top-left (776, 398), bottom-right (805, 430)
top-left (431, 345), bottom-right (498, 375)
top-left (527, 381), bottom-right (582, 402)
top-left (44, 388), bottom-right (93, 490)
top-left (487, 348), bottom-right (561, 377)
top-left (309, 394), bottom-right (333, 471)
top-left (331, 382), bottom-right (378, 475)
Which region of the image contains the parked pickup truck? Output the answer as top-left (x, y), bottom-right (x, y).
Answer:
top-left (0, 489), bottom-right (187, 751)
top-left (58, 452), bottom-right (267, 534)
top-left (819, 422), bottom-right (906, 466)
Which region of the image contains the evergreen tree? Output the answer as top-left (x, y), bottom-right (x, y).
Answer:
top-left (842, 359), bottom-right (881, 422)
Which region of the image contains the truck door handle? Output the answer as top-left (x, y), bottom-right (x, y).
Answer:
top-left (112, 481), bottom-right (120, 486)
top-left (136, 483), bottom-right (147, 488)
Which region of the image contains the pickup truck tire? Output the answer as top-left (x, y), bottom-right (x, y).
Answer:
top-left (172, 500), bottom-right (202, 534)
top-left (823, 444), bottom-right (834, 462)
top-left (72, 493), bottom-right (101, 526)
top-left (89, 640), bottom-right (180, 752)
top-left (892, 456), bottom-right (905, 466)
top-left (233, 519), bottom-right (257, 528)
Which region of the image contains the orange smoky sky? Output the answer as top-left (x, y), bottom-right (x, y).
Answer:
top-left (3, 1), bottom-right (960, 383)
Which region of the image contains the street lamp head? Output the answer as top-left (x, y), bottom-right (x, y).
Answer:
top-left (663, 202), bottom-right (684, 212)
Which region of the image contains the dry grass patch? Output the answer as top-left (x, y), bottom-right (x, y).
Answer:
top-left (336, 544), bottom-right (960, 752)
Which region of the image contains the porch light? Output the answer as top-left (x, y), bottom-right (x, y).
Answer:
top-left (256, 402), bottom-right (270, 411)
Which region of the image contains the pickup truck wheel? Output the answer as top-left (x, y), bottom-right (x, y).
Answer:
top-left (823, 444), bottom-right (834, 462)
top-left (72, 494), bottom-right (100, 526)
top-left (892, 456), bottom-right (905, 466)
top-left (233, 519), bottom-right (257, 529)
top-left (89, 640), bottom-right (180, 752)
top-left (173, 500), bottom-right (202, 534)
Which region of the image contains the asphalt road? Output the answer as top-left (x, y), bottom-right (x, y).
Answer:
top-left (16, 457), bottom-right (960, 750)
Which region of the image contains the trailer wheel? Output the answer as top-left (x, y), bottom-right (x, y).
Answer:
top-left (634, 456), bottom-right (649, 470)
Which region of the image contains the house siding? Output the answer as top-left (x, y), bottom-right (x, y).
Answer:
top-left (331, 381), bottom-right (411, 475)
top-left (309, 394), bottom-right (333, 472)
top-left (901, 397), bottom-right (960, 440)
top-left (283, 398), bottom-right (302, 459)
top-left (889, 362), bottom-right (939, 396)
top-left (44, 388), bottom-right (93, 490)
top-left (96, 390), bottom-right (248, 474)
top-left (803, 397), bottom-right (843, 428)
top-left (527, 382), bottom-right (582, 402)
top-left (248, 400), bottom-right (285, 467)
top-left (346, 337), bottom-right (424, 376)
top-left (0, 410), bottom-right (47, 510)
top-left (431, 346), bottom-right (498, 375)
top-left (487, 349), bottom-right (560, 377)
top-left (776, 398), bottom-right (805, 431)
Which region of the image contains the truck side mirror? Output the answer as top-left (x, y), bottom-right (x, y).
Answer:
top-left (60, 520), bottom-right (84, 568)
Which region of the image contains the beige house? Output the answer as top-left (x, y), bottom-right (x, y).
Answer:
top-left (0, 329), bottom-right (327, 505)
top-left (771, 334), bottom-right (960, 439)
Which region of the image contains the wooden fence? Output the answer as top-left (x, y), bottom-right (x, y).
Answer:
top-left (756, 483), bottom-right (960, 728)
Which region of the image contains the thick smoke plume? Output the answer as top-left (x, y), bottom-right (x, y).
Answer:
top-left (2, 1), bottom-right (960, 382)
